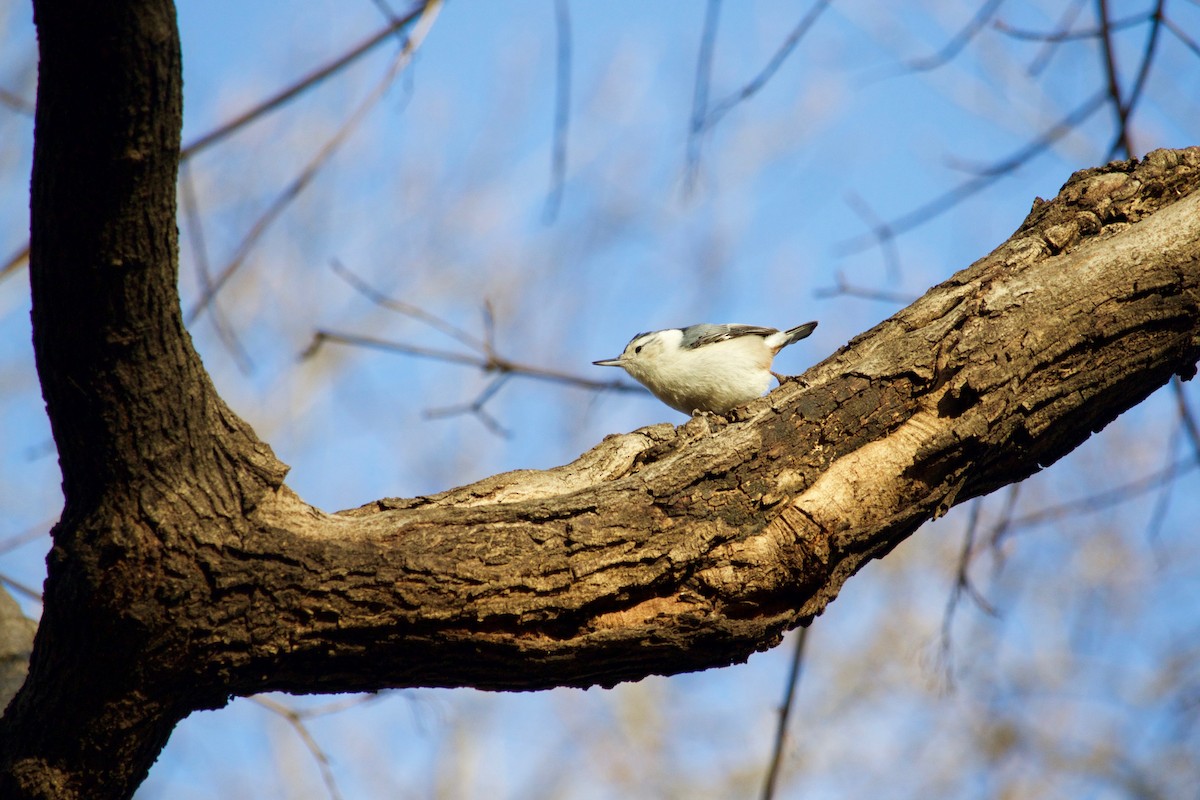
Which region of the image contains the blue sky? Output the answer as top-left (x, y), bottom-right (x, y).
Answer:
top-left (3, 1), bottom-right (1200, 797)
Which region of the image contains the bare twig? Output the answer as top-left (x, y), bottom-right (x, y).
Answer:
top-left (1022, 0), bottom-right (1088, 77)
top-left (1096, 0), bottom-right (1135, 159)
top-left (814, 271), bottom-right (917, 304)
top-left (837, 88), bottom-right (1108, 254)
top-left (0, 244), bottom-right (29, 281)
top-left (703, 0), bottom-right (832, 132)
top-left (306, 260), bottom-right (642, 434)
top-left (684, 0), bottom-right (722, 193)
top-left (0, 86), bottom-right (34, 116)
top-left (0, 522), bottom-right (52, 557)
top-left (1104, 0), bottom-right (1164, 161)
top-left (250, 696), bottom-right (345, 800)
top-left (994, 10), bottom-right (1148, 44)
top-left (185, 0), bottom-right (442, 325)
top-left (0, 574), bottom-right (41, 603)
top-left (936, 500), bottom-right (1001, 684)
top-left (1007, 457), bottom-right (1200, 530)
top-left (544, 0), bottom-right (572, 223)
top-left (1162, 15), bottom-right (1200, 58)
top-left (905, 0), bottom-right (1005, 72)
top-left (179, 160), bottom-right (254, 373)
top-left (843, 191), bottom-right (903, 283)
top-left (761, 628), bottom-right (808, 800)
top-left (304, 330), bottom-right (642, 395)
top-left (180, 2), bottom-right (429, 159)
top-left (1172, 376), bottom-right (1200, 461)
top-left (329, 259), bottom-right (485, 351)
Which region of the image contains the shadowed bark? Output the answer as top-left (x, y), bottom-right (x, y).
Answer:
top-left (2, 0), bottom-right (1199, 797)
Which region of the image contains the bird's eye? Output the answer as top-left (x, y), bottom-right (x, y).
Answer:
top-left (634, 345), bottom-right (643, 354)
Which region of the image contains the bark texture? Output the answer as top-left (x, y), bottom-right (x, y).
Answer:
top-left (3, 0), bottom-right (1200, 797)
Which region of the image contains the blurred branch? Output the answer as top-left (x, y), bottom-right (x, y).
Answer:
top-left (250, 696), bottom-right (345, 800)
top-left (837, 88), bottom-right (1107, 254)
top-left (304, 261), bottom-right (642, 432)
top-left (905, 0), bottom-right (1004, 72)
top-left (994, 9), bottom-right (1148, 43)
top-left (0, 574), bottom-right (40, 603)
top-left (685, 0), bottom-right (831, 188)
top-left (1007, 456), bottom-right (1200, 530)
top-left (1097, 0), bottom-right (1134, 159)
top-left (185, 0), bottom-right (442, 326)
top-left (843, 191), bottom-right (903, 283)
top-left (180, 2), bottom-right (429, 159)
top-left (304, 330), bottom-right (642, 395)
top-left (543, 0), bottom-right (572, 223)
top-left (179, 161), bottom-right (254, 373)
top-left (760, 628), bottom-right (808, 800)
top-left (1021, 0), bottom-right (1088, 77)
top-left (1162, 14), bottom-right (1200, 58)
top-left (329, 259), bottom-right (485, 350)
top-left (3, 2), bottom-right (438, 287)
top-left (1103, 0), bottom-right (1165, 161)
top-left (0, 244), bottom-right (28, 282)
top-left (814, 271), bottom-right (917, 304)
top-left (703, 0), bottom-right (832, 131)
top-left (936, 500), bottom-right (999, 685)
top-left (684, 0), bottom-right (722, 192)
top-left (0, 86), bottom-right (34, 116)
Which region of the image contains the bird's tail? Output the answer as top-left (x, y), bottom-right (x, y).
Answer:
top-left (782, 321), bottom-right (818, 346)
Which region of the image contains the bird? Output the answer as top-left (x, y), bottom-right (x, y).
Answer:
top-left (593, 321), bottom-right (817, 415)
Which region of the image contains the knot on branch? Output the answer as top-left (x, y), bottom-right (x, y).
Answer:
top-left (1020, 147), bottom-right (1200, 255)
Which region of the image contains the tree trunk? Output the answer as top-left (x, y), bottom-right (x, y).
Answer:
top-left (2, 0), bottom-right (1199, 797)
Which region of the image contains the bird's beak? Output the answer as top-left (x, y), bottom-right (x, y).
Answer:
top-left (592, 357), bottom-right (624, 367)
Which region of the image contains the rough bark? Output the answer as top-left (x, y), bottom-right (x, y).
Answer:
top-left (2, 0), bottom-right (1200, 798)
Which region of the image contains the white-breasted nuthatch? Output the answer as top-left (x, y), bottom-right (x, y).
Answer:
top-left (593, 321), bottom-right (818, 415)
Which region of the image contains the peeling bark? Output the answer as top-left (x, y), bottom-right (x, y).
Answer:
top-left (2, 0), bottom-right (1200, 797)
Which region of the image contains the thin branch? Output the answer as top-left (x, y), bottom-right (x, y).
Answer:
top-left (843, 191), bottom-right (903, 283)
top-left (0, 522), bottom-right (52, 557)
top-left (905, 0), bottom-right (1005, 72)
top-left (984, 483), bottom-right (1021, 555)
top-left (1096, 0), bottom-right (1134, 159)
top-left (179, 160), bottom-right (254, 373)
top-left (1172, 375), bottom-right (1200, 461)
top-left (936, 500), bottom-right (1000, 685)
top-left (425, 375), bottom-right (513, 438)
top-left (250, 696), bottom-right (345, 800)
top-left (813, 271), bottom-right (917, 305)
top-left (304, 330), bottom-right (643, 394)
top-left (0, 574), bottom-right (41, 603)
top-left (760, 628), bottom-right (808, 800)
top-left (0, 244), bottom-right (29, 282)
top-left (1007, 457), bottom-right (1200, 529)
top-left (1162, 15), bottom-right (1200, 58)
top-left (185, 0), bottom-right (442, 325)
top-left (544, 0), bottom-right (572, 223)
top-left (837, 88), bottom-right (1108, 254)
top-left (1104, 0), bottom-right (1164, 161)
top-left (1024, 0), bottom-right (1089, 77)
top-left (0, 86), bottom-right (34, 116)
top-left (329, 259), bottom-right (485, 351)
top-left (180, 2), bottom-right (429, 159)
top-left (703, 0), bottom-right (832, 132)
top-left (994, 10), bottom-right (1148, 43)
top-left (684, 0), bottom-right (722, 192)
top-left (1144, 406), bottom-right (1182, 549)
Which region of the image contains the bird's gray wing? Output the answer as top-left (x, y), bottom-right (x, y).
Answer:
top-left (678, 323), bottom-right (778, 350)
